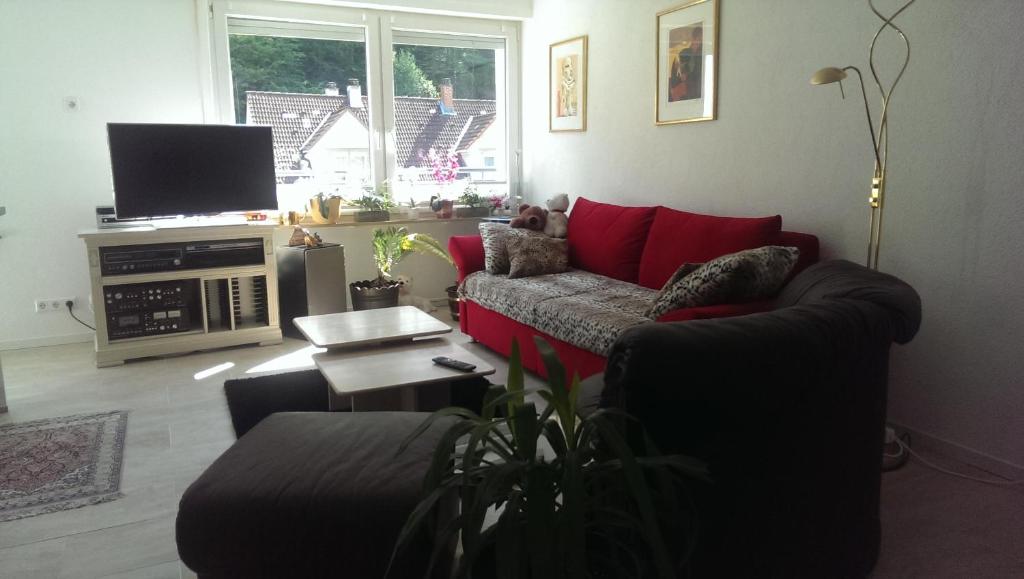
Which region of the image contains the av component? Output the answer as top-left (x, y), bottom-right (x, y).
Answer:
top-left (99, 238), bottom-right (264, 275)
top-left (104, 280), bottom-right (196, 340)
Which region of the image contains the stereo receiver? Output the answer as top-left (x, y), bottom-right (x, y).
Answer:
top-left (105, 280), bottom-right (197, 340)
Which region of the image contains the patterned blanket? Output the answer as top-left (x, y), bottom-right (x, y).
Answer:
top-left (459, 270), bottom-right (657, 355)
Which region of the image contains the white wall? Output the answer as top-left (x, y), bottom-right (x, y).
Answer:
top-left (523, 0), bottom-right (1024, 470)
top-left (0, 0), bottom-right (208, 350)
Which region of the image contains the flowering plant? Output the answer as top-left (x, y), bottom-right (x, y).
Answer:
top-left (489, 193), bottom-right (508, 210)
top-left (427, 148), bottom-right (460, 186)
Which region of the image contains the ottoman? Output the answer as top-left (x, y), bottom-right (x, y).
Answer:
top-left (176, 411), bottom-right (457, 578)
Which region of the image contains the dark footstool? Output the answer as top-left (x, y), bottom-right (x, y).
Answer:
top-left (176, 411), bottom-right (457, 578)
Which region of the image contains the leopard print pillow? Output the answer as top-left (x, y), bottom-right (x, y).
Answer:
top-left (506, 236), bottom-right (569, 279)
top-left (652, 262), bottom-right (703, 302)
top-left (479, 222), bottom-right (545, 274)
top-left (645, 246), bottom-right (800, 319)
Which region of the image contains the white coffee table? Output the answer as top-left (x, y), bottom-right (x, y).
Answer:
top-left (293, 305), bottom-right (451, 349)
top-left (294, 306), bottom-right (494, 411)
top-left (313, 337), bottom-right (495, 411)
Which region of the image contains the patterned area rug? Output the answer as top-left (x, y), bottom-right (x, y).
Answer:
top-left (0, 410), bottom-right (128, 522)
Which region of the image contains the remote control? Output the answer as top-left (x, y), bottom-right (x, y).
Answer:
top-left (432, 356), bottom-right (477, 372)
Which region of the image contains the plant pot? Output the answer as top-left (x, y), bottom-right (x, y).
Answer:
top-left (354, 210), bottom-right (390, 223)
top-left (349, 280), bottom-right (401, 311)
top-left (434, 199), bottom-right (454, 219)
top-left (446, 285), bottom-right (460, 321)
top-left (455, 206), bottom-right (490, 218)
top-left (310, 197), bottom-right (341, 224)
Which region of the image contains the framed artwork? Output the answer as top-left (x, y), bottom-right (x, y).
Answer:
top-left (656, 0), bottom-right (718, 125)
top-left (549, 35), bottom-right (588, 132)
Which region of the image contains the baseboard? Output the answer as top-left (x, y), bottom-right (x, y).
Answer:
top-left (0, 332), bottom-right (94, 352)
top-left (890, 421), bottom-right (1024, 481)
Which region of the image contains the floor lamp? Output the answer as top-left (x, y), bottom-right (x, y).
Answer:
top-left (810, 0), bottom-right (916, 271)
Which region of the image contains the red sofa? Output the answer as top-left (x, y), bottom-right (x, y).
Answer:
top-left (449, 198), bottom-right (819, 380)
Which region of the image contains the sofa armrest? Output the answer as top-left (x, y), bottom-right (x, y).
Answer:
top-left (654, 300), bottom-right (773, 323)
top-left (449, 235), bottom-right (485, 283)
top-left (603, 300), bottom-right (896, 455)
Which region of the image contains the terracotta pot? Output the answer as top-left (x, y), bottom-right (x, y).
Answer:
top-left (434, 199), bottom-right (454, 219)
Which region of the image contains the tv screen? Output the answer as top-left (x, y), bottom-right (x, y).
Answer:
top-left (107, 123), bottom-right (278, 219)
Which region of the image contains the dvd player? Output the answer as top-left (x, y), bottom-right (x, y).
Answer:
top-left (100, 238), bottom-right (265, 275)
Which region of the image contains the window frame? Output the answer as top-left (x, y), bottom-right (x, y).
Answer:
top-left (201, 0), bottom-right (521, 204)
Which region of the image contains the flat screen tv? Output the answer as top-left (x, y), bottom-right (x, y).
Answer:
top-left (107, 123), bottom-right (278, 219)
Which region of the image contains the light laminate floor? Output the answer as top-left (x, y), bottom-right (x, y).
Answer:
top-left (0, 322), bottom-right (1021, 578)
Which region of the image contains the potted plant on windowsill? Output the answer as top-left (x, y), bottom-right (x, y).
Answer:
top-left (352, 183), bottom-right (395, 223)
top-left (455, 184), bottom-right (489, 218)
top-left (430, 195), bottom-right (454, 219)
top-left (390, 337), bottom-right (708, 578)
top-left (309, 193), bottom-right (342, 224)
top-left (349, 226), bottom-right (454, 310)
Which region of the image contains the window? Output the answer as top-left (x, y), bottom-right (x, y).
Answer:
top-left (207, 2), bottom-right (520, 212)
top-left (389, 35), bottom-right (507, 203)
top-left (226, 18), bottom-right (372, 210)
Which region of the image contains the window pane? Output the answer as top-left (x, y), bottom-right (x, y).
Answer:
top-left (390, 41), bottom-right (507, 205)
top-left (228, 29), bottom-right (372, 210)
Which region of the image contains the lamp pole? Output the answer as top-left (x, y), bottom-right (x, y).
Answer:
top-left (810, 0), bottom-right (915, 270)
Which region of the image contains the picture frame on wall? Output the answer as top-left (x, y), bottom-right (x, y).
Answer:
top-left (656, 0), bottom-right (719, 125)
top-left (549, 35), bottom-right (588, 132)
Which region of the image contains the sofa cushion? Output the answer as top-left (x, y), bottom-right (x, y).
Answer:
top-left (507, 236), bottom-right (570, 279)
top-left (479, 222), bottom-right (545, 274)
top-left (567, 197), bottom-right (657, 283)
top-left (652, 262), bottom-right (702, 303)
top-left (460, 270), bottom-right (657, 356)
top-left (646, 246), bottom-right (799, 319)
top-left (638, 207), bottom-right (783, 289)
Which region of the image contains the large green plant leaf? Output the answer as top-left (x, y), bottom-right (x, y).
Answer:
top-left (371, 226), bottom-right (453, 279)
top-left (406, 232), bottom-right (454, 266)
top-left (533, 336), bottom-right (575, 448)
top-left (495, 491), bottom-right (524, 579)
top-left (587, 413), bottom-right (676, 579)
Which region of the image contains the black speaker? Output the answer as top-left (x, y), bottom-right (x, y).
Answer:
top-left (276, 244), bottom-right (347, 338)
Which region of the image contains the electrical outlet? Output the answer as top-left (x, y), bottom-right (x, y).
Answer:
top-left (35, 297), bottom-right (75, 313)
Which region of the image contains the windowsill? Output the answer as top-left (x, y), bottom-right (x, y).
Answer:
top-left (275, 215), bottom-right (491, 229)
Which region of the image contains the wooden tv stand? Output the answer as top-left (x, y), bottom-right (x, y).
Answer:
top-left (80, 225), bottom-right (283, 367)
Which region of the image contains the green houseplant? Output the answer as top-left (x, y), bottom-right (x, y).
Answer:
top-left (391, 337), bottom-right (709, 578)
top-left (352, 183), bottom-right (396, 223)
top-left (455, 184), bottom-right (490, 218)
top-left (349, 226), bottom-right (453, 310)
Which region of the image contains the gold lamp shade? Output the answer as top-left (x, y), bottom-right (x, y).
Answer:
top-left (810, 67), bottom-right (848, 85)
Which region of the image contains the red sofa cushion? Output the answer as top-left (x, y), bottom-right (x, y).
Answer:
top-left (775, 231), bottom-right (820, 282)
top-left (638, 207), bottom-right (783, 289)
top-left (567, 197), bottom-right (657, 283)
top-left (655, 300), bottom-right (774, 323)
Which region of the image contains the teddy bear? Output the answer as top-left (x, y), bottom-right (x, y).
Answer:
top-left (509, 203), bottom-right (548, 231)
top-left (543, 193), bottom-right (570, 238)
